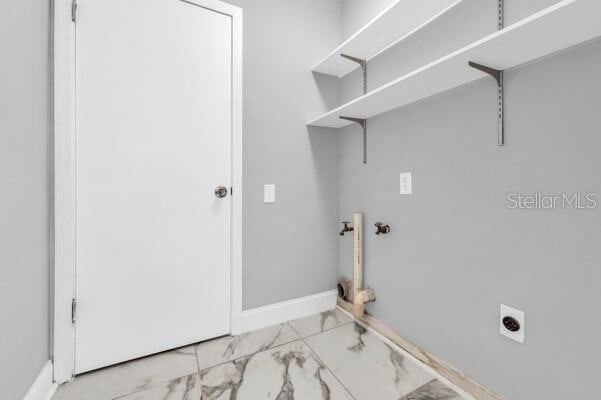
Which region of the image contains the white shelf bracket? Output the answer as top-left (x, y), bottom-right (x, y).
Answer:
top-left (340, 54), bottom-right (367, 94)
top-left (339, 116), bottom-right (367, 164)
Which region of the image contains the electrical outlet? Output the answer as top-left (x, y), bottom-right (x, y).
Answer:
top-left (500, 304), bottom-right (525, 343)
top-left (264, 184), bottom-right (276, 203)
top-left (400, 172), bottom-right (412, 194)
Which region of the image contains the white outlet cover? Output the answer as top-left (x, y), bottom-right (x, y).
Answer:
top-left (264, 184), bottom-right (276, 203)
top-left (500, 304), bottom-right (525, 343)
top-left (400, 172), bottom-right (412, 194)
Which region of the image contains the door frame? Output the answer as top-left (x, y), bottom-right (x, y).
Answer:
top-left (52, 0), bottom-right (243, 383)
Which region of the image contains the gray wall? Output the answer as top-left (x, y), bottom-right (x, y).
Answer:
top-left (223, 0), bottom-right (342, 309)
top-left (0, 0), bottom-right (51, 398)
top-left (0, 1), bottom-right (341, 396)
top-left (338, 1), bottom-right (601, 399)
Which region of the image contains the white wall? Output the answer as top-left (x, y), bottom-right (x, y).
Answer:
top-left (0, 0), bottom-right (51, 398)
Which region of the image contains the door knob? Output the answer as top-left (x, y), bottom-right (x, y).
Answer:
top-left (214, 186), bottom-right (228, 198)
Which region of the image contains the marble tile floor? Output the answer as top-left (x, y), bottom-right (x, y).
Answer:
top-left (53, 309), bottom-right (469, 400)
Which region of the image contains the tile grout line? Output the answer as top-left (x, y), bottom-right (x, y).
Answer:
top-left (110, 357), bottom-right (201, 400)
top-left (110, 338), bottom-right (303, 400)
top-left (195, 334), bottom-right (301, 374)
top-left (74, 318), bottom-right (359, 400)
top-left (287, 319), bottom-right (358, 399)
top-left (292, 320), bottom-right (359, 400)
top-left (297, 315), bottom-right (464, 400)
top-left (336, 306), bottom-right (474, 400)
top-left (301, 336), bottom-right (358, 400)
top-left (286, 320), bottom-right (303, 339)
top-left (289, 320), bottom-right (355, 341)
top-left (100, 347), bottom-right (201, 400)
top-left (109, 328), bottom-right (301, 400)
top-left (397, 379), bottom-right (438, 400)
top-left (284, 317), bottom-right (355, 396)
top-left (193, 344), bottom-right (202, 375)
top-left (304, 320), bottom-right (355, 340)
top-left (111, 319), bottom-right (345, 399)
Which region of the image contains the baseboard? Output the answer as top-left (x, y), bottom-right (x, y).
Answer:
top-left (337, 299), bottom-right (505, 400)
top-left (22, 360), bottom-right (58, 400)
top-left (241, 289), bottom-right (338, 333)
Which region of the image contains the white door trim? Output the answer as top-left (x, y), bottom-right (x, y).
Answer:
top-left (52, 0), bottom-right (243, 383)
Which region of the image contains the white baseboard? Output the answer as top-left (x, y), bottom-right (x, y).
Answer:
top-left (22, 361), bottom-right (58, 400)
top-left (241, 289), bottom-right (338, 333)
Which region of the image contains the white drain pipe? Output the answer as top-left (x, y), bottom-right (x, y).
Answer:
top-left (351, 212), bottom-right (375, 317)
top-left (352, 212), bottom-right (363, 299)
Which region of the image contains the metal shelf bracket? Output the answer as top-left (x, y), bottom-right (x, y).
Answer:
top-left (467, 0), bottom-right (505, 146)
top-left (340, 54), bottom-right (367, 94)
top-left (468, 62), bottom-right (504, 146)
top-left (339, 116), bottom-right (367, 164)
top-left (498, 0), bottom-right (505, 31)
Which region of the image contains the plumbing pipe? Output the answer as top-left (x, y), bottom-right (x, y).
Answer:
top-left (337, 277), bottom-right (351, 301)
top-left (352, 212), bottom-right (363, 300)
top-left (351, 212), bottom-right (375, 317)
top-left (353, 288), bottom-right (376, 318)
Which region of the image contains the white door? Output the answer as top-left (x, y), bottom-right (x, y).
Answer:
top-left (75, 0), bottom-right (232, 373)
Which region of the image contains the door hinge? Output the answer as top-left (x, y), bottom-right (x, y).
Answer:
top-left (71, 0), bottom-right (77, 23)
top-left (71, 298), bottom-right (77, 324)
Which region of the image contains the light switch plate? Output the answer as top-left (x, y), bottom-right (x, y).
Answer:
top-left (500, 304), bottom-right (525, 343)
top-left (400, 172), bottom-right (412, 194)
top-left (264, 184), bottom-right (276, 203)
